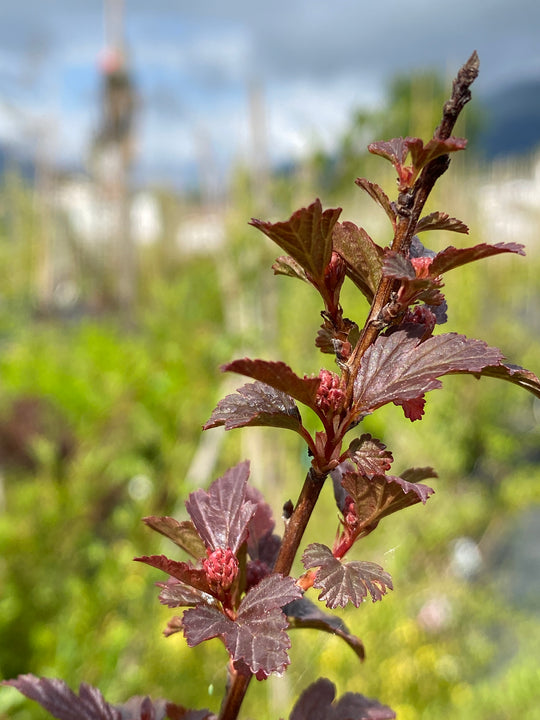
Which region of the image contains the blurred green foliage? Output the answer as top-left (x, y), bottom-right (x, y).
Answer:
top-left (1, 110), bottom-right (539, 720)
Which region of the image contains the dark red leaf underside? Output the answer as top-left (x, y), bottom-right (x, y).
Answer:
top-left (354, 178), bottom-right (397, 228)
top-left (2, 675), bottom-right (121, 720)
top-left (472, 362), bottom-right (540, 400)
top-left (348, 434), bottom-right (393, 477)
top-left (203, 381), bottom-right (302, 433)
top-left (289, 677), bottom-right (396, 720)
top-left (183, 574), bottom-right (302, 677)
top-left (272, 255), bottom-right (309, 282)
top-left (353, 330), bottom-right (503, 413)
top-left (302, 543), bottom-right (392, 609)
top-left (142, 517), bottom-right (206, 560)
top-left (430, 242), bottom-right (526, 276)
top-left (341, 470), bottom-right (435, 530)
top-left (250, 200), bottom-right (341, 283)
top-left (285, 597), bottom-right (365, 661)
top-left (332, 221), bottom-right (383, 302)
top-left (222, 358), bottom-right (321, 410)
top-left (415, 211), bottom-right (469, 234)
top-left (185, 461), bottom-right (256, 554)
top-left (134, 555), bottom-right (211, 595)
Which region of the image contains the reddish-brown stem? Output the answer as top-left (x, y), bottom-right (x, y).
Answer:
top-left (219, 50), bottom-right (479, 720)
top-left (218, 669), bottom-right (252, 720)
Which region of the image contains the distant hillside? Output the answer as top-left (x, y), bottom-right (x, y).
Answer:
top-left (0, 142), bottom-right (35, 182)
top-left (479, 78), bottom-right (540, 158)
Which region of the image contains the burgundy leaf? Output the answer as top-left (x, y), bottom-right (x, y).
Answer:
top-left (354, 178), bottom-right (397, 228)
top-left (302, 544), bottom-right (392, 609)
top-left (348, 434), bottom-right (393, 477)
top-left (185, 461), bottom-right (256, 554)
top-left (244, 484), bottom-right (276, 558)
top-left (183, 574), bottom-right (302, 677)
top-left (203, 382), bottom-right (302, 433)
top-left (333, 692), bottom-right (397, 720)
top-left (222, 358), bottom-right (321, 410)
top-left (284, 597), bottom-right (365, 661)
top-left (474, 362), bottom-right (540, 400)
top-left (332, 221), bottom-right (383, 302)
top-left (272, 255), bottom-right (309, 282)
top-left (2, 675), bottom-right (121, 720)
top-left (430, 242), bottom-right (526, 276)
top-left (134, 556), bottom-right (211, 595)
top-left (353, 330), bottom-right (503, 413)
top-left (182, 604), bottom-right (232, 647)
top-left (382, 252), bottom-right (416, 281)
top-left (289, 678), bottom-right (395, 720)
top-left (393, 395), bottom-right (426, 421)
top-left (157, 577), bottom-right (206, 608)
top-left (368, 138), bottom-right (410, 166)
top-left (341, 470), bottom-right (435, 531)
top-left (118, 697), bottom-right (213, 720)
top-left (142, 517), bottom-right (206, 560)
top-left (408, 136), bottom-right (467, 171)
top-left (400, 466), bottom-right (438, 484)
top-left (250, 200), bottom-right (341, 283)
top-left (415, 211), bottom-right (469, 234)
top-left (163, 616), bottom-right (183, 638)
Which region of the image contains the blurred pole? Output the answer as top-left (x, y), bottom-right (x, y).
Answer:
top-left (93, 0), bottom-right (136, 322)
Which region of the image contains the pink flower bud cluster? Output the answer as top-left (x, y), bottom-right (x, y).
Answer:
top-left (343, 495), bottom-right (358, 530)
top-left (411, 256), bottom-right (434, 278)
top-left (203, 547), bottom-right (239, 592)
top-left (315, 369), bottom-right (345, 414)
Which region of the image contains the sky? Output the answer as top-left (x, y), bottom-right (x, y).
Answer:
top-left (1, 0), bottom-right (539, 188)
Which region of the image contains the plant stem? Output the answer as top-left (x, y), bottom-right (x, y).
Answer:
top-left (218, 670), bottom-right (252, 720)
top-left (218, 469), bottom-right (326, 720)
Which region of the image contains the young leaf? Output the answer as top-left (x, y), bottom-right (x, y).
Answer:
top-left (354, 178), bottom-right (397, 228)
top-left (429, 241), bottom-right (525, 276)
top-left (368, 138), bottom-right (410, 166)
top-left (142, 517), bottom-right (206, 560)
top-left (203, 381), bottom-right (303, 434)
top-left (415, 211), bottom-right (469, 234)
top-left (289, 678), bottom-right (396, 720)
top-left (134, 555), bottom-right (211, 595)
top-left (302, 543), bottom-right (393, 609)
top-left (332, 221), bottom-right (383, 302)
top-left (221, 358), bottom-right (321, 411)
top-left (353, 330), bottom-right (503, 413)
top-left (2, 675), bottom-right (121, 720)
top-left (408, 136), bottom-right (467, 171)
top-left (272, 255), bottom-right (309, 282)
top-left (185, 461), bottom-right (256, 554)
top-left (341, 470), bottom-right (435, 531)
top-left (157, 577), bottom-right (207, 608)
top-left (347, 435), bottom-right (393, 477)
top-left (284, 597), bottom-right (365, 661)
top-left (183, 574), bottom-right (302, 677)
top-left (250, 200), bottom-right (341, 284)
